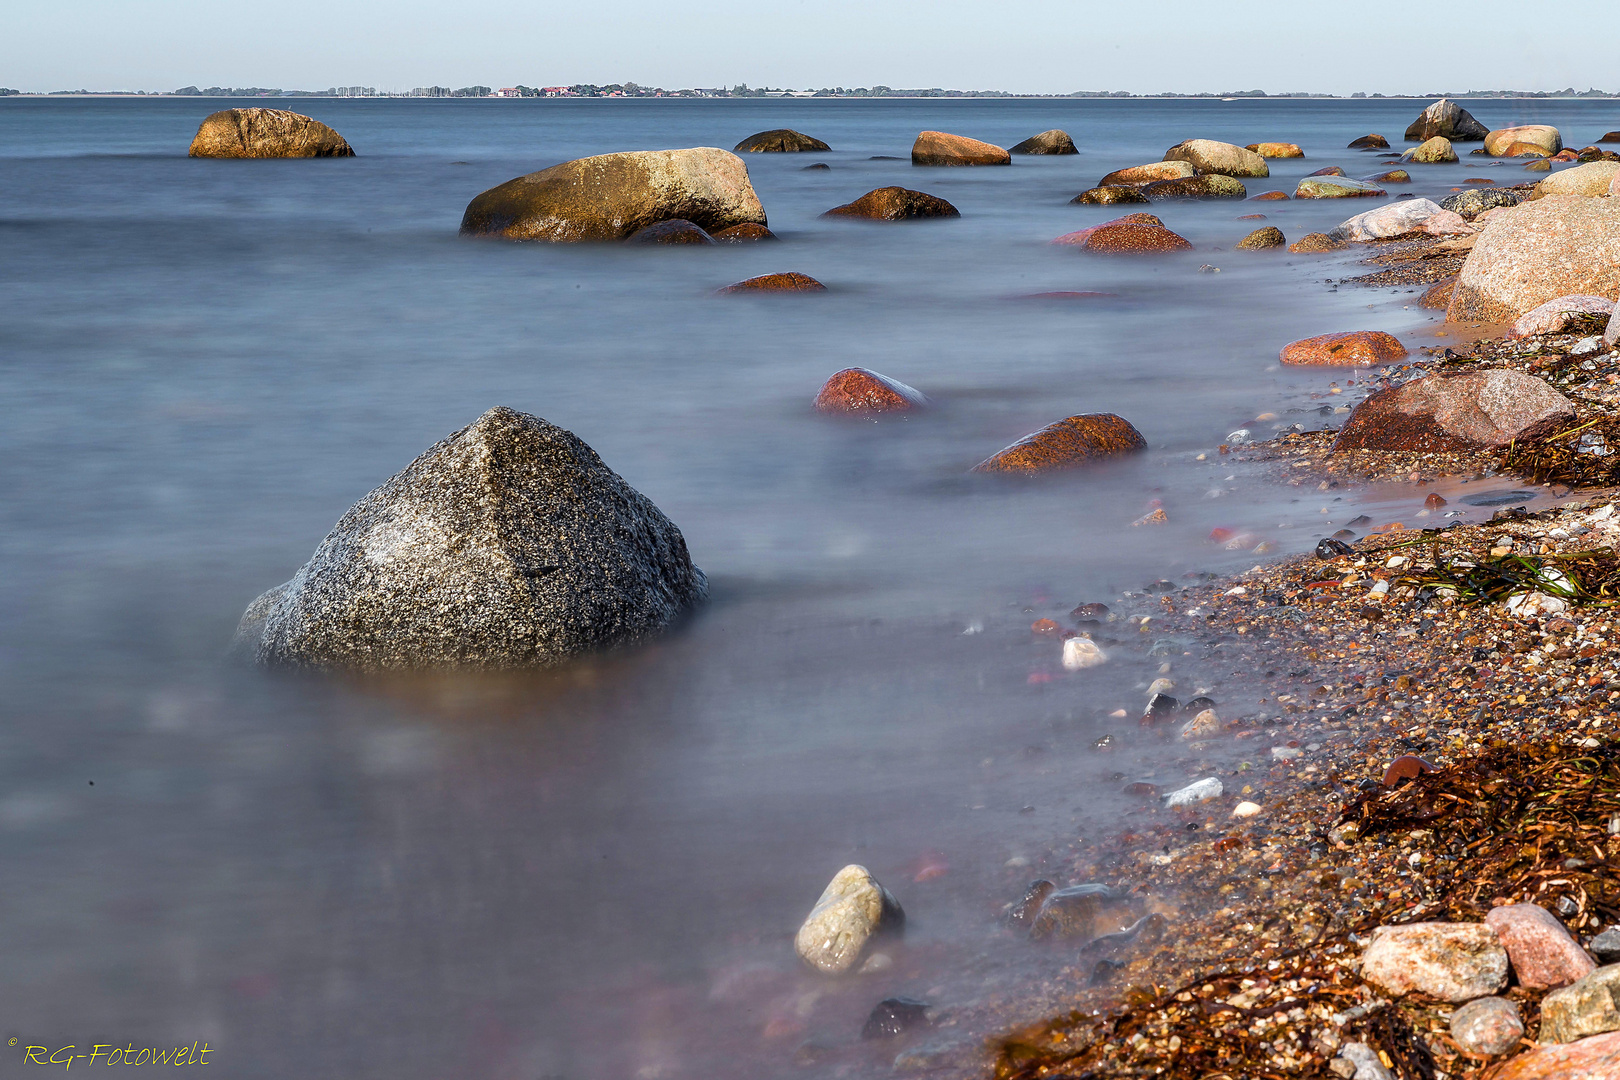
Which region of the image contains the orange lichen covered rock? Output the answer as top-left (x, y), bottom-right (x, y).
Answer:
top-left (1280, 331), bottom-right (1408, 367)
top-left (716, 272), bottom-right (827, 294)
top-left (1051, 222), bottom-right (1192, 254)
top-left (1246, 142), bottom-right (1304, 158)
top-left (911, 131), bottom-right (1010, 166)
top-left (813, 368), bottom-right (927, 415)
top-left (971, 414), bottom-right (1147, 475)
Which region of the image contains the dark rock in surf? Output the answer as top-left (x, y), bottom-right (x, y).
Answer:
top-left (1349, 134), bottom-right (1391, 150)
top-left (1010, 129), bottom-right (1078, 155)
top-left (1405, 98), bottom-right (1490, 142)
top-left (710, 222), bottom-right (778, 242)
top-left (734, 129), bottom-right (831, 153)
top-left (814, 368), bottom-right (927, 414)
top-left (233, 407), bottom-right (708, 671)
top-left (863, 998), bottom-right (931, 1039)
top-left (1070, 185), bottom-right (1150, 205)
top-left (821, 187), bottom-right (959, 220)
top-left (1236, 226), bottom-right (1286, 250)
top-left (626, 219), bottom-right (714, 244)
top-left (188, 108), bottom-right (355, 158)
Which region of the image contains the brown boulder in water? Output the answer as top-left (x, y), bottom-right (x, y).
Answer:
top-left (1162, 139), bottom-right (1270, 177)
top-left (1330, 370), bottom-right (1576, 453)
top-left (1405, 98), bottom-right (1490, 142)
top-left (971, 414), bottom-right (1147, 475)
top-left (188, 108), bottom-right (355, 158)
top-left (710, 222), bottom-right (777, 242)
top-left (813, 368), bottom-right (927, 415)
top-left (1486, 126), bottom-right (1562, 157)
top-left (1288, 233), bottom-right (1344, 253)
top-left (1051, 222), bottom-right (1192, 253)
top-left (1070, 185), bottom-right (1150, 205)
top-left (821, 187), bottom-right (960, 220)
top-left (1010, 129), bottom-right (1078, 155)
top-left (1349, 134), bottom-right (1390, 149)
top-left (1098, 161), bottom-right (1196, 187)
top-left (911, 130), bottom-right (1010, 166)
top-left (1280, 331), bottom-right (1407, 367)
top-left (459, 148), bottom-right (766, 242)
top-left (1236, 226), bottom-right (1286, 250)
top-left (1140, 175), bottom-right (1246, 200)
top-left (625, 219), bottom-right (714, 244)
top-left (716, 272), bottom-right (826, 294)
top-left (1249, 190), bottom-right (1290, 201)
top-left (733, 129), bottom-right (830, 152)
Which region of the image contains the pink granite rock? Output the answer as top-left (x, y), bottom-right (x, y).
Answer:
top-left (1507, 295), bottom-right (1618, 338)
top-left (1493, 1031), bottom-right (1620, 1079)
top-left (1449, 996), bottom-right (1524, 1057)
top-left (1359, 922), bottom-right (1508, 1002)
top-left (1448, 196), bottom-right (1620, 323)
top-left (1485, 903), bottom-right (1596, 989)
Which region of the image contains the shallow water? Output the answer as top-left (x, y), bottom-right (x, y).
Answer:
top-left (1, 96), bottom-right (1612, 1078)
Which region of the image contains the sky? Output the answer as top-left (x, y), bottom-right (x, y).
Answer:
top-left (5, 0), bottom-right (1620, 95)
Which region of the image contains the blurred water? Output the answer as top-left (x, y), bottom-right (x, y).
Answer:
top-left (1, 96), bottom-right (1611, 1078)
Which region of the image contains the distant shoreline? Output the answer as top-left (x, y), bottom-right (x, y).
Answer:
top-left (4, 90), bottom-right (1620, 102)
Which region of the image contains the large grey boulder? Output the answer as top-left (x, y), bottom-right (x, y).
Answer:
top-left (234, 407), bottom-right (707, 671)
top-left (1404, 98), bottom-right (1489, 142)
top-left (460, 148), bottom-right (766, 242)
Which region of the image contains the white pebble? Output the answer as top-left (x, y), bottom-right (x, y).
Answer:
top-left (1147, 677), bottom-right (1175, 696)
top-left (1163, 777), bottom-right (1223, 808)
top-left (1231, 801), bottom-right (1263, 818)
top-left (1062, 637), bottom-right (1108, 670)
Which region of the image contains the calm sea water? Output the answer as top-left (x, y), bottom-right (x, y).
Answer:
top-left (2, 96), bottom-right (1613, 1079)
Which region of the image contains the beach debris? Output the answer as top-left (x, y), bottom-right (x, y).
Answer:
top-left (812, 368), bottom-right (926, 415)
top-left (1485, 903), bottom-right (1596, 990)
top-left (794, 864), bottom-right (905, 974)
top-left (1359, 922), bottom-right (1509, 1001)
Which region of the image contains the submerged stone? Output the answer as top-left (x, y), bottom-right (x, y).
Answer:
top-left (794, 864), bottom-right (905, 974)
top-left (733, 129), bottom-right (830, 152)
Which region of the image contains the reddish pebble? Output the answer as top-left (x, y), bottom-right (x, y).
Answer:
top-left (717, 272), bottom-right (826, 294)
top-left (1485, 903), bottom-right (1596, 991)
top-left (1280, 331), bottom-right (1409, 367)
top-left (1383, 754), bottom-right (1438, 786)
top-left (1214, 836), bottom-right (1243, 853)
top-left (1051, 221), bottom-right (1192, 254)
top-left (1031, 618), bottom-right (1061, 636)
top-left (1425, 492), bottom-right (1448, 509)
top-left (813, 367), bottom-right (927, 415)
top-left (1249, 191), bottom-right (1290, 201)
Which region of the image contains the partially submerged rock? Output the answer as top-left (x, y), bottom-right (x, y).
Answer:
top-left (911, 131), bottom-right (1010, 166)
top-left (971, 414), bottom-right (1147, 475)
top-left (1288, 233), bottom-right (1343, 253)
top-left (1405, 98), bottom-right (1489, 142)
top-left (1348, 134), bottom-right (1390, 150)
top-left (1358, 922), bottom-right (1509, 1002)
top-left (1540, 964), bottom-right (1620, 1042)
top-left (821, 187), bottom-right (959, 220)
top-left (625, 219), bottom-right (714, 244)
top-left (733, 129), bottom-right (830, 153)
top-left (1362, 168), bottom-right (1411, 183)
top-left (1447, 196), bottom-right (1620, 322)
top-left (1098, 161), bottom-right (1195, 187)
top-left (460, 148), bottom-right (766, 242)
top-left (1484, 903), bottom-right (1596, 990)
top-left (1050, 222), bottom-right (1192, 253)
top-left (1279, 331), bottom-right (1407, 367)
top-left (710, 222), bottom-right (777, 243)
top-left (794, 865), bottom-right (905, 974)
top-left (234, 407), bottom-right (708, 671)
top-left (1236, 226), bottom-right (1285, 250)
top-left (1331, 198), bottom-right (1470, 241)
top-left (1406, 136), bottom-right (1458, 164)
top-left (1140, 175), bottom-right (1246, 200)
top-left (1010, 130), bottom-right (1077, 155)
top-left (1294, 176), bottom-right (1386, 199)
top-left (813, 368), bottom-right (927, 415)
top-left (1440, 187), bottom-right (1522, 221)
top-left (1019, 882), bottom-right (1137, 941)
top-left (1531, 160), bottom-right (1620, 199)
top-left (1245, 142), bottom-right (1303, 158)
top-left (1486, 125), bottom-right (1562, 157)
top-left (1070, 185), bottom-right (1150, 205)
top-left (1507, 295), bottom-right (1617, 338)
top-left (716, 272), bottom-right (826, 294)
top-left (1330, 370), bottom-right (1577, 453)
top-left (1162, 139), bottom-right (1269, 178)
top-left (1248, 190), bottom-right (1290, 201)
top-left (188, 108), bottom-right (355, 158)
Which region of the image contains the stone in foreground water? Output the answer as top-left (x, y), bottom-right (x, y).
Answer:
top-left (794, 865), bottom-right (905, 974)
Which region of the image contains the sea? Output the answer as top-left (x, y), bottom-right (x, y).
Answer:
top-left (2, 95), bottom-right (1613, 1079)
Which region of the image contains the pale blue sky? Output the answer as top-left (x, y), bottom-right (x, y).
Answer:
top-left (5, 0), bottom-right (1619, 95)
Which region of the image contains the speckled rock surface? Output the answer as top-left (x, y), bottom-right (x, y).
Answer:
top-left (716, 272), bottom-right (826, 294)
top-left (188, 108), bottom-right (354, 158)
top-left (1245, 142), bottom-right (1303, 158)
top-left (1140, 175), bottom-right (1246, 200)
top-left (1449, 996), bottom-right (1523, 1057)
top-left (1294, 176), bottom-right (1386, 199)
top-left (234, 407), bottom-right (707, 671)
top-left (793, 865), bottom-right (905, 974)
top-left (1540, 965), bottom-right (1620, 1042)
top-left (1484, 903), bottom-right (1596, 989)
top-left (1406, 136), bottom-right (1459, 163)
top-left (1330, 370), bottom-right (1576, 453)
top-left (1486, 126), bottom-right (1562, 157)
top-left (1249, 190), bottom-right (1290, 201)
top-left (821, 187), bottom-right (959, 220)
top-left (1288, 232), bottom-right (1344, 253)
top-left (971, 414), bottom-right (1147, 475)
top-left (1236, 226), bottom-right (1286, 250)
top-left (1404, 98), bottom-right (1489, 142)
top-left (1447, 196), bottom-right (1620, 322)
top-left (813, 368), bottom-right (926, 414)
top-left (1306, 166), bottom-right (1346, 177)
top-left (1052, 222), bottom-right (1193, 253)
top-left (1492, 1031), bottom-right (1620, 1079)
top-left (1162, 139), bottom-right (1269, 177)
top-left (1507, 295), bottom-right (1617, 338)
top-left (1098, 161), bottom-right (1195, 187)
top-left (1010, 129), bottom-right (1077, 154)
top-left (1069, 185), bottom-right (1150, 205)
top-left (1279, 331), bottom-right (1407, 367)
top-left (1531, 160), bottom-right (1620, 198)
top-left (1361, 168), bottom-right (1410, 183)
top-left (1358, 922), bottom-right (1509, 1002)
top-left (911, 130), bottom-right (1009, 166)
top-left (625, 218), bottom-right (714, 244)
top-left (732, 129), bottom-right (830, 152)
top-left (460, 148), bottom-right (765, 242)
top-left (710, 222), bottom-right (777, 242)
top-left (1331, 199), bottom-right (1470, 241)
top-left (1440, 187), bottom-right (1523, 220)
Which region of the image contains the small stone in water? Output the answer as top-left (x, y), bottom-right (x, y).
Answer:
top-left (1092, 733), bottom-right (1115, 750)
top-left (1071, 602), bottom-right (1109, 619)
top-left (1316, 537), bottom-right (1353, 559)
top-left (1180, 709), bottom-right (1221, 739)
top-left (1183, 695), bottom-right (1215, 712)
top-left (1232, 800), bottom-right (1262, 818)
top-left (1147, 677), bottom-right (1175, 696)
top-left (1142, 694), bottom-right (1179, 722)
top-left (1425, 492), bottom-right (1448, 509)
top-left (1088, 958), bottom-right (1125, 986)
top-left (1163, 777), bottom-right (1223, 807)
top-left (862, 997), bottom-right (930, 1039)
top-left (1062, 637), bottom-right (1108, 670)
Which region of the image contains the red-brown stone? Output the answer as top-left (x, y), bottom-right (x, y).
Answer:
top-left (1384, 755), bottom-right (1438, 785)
top-left (911, 130), bottom-right (1010, 166)
top-left (971, 414), bottom-right (1147, 475)
top-left (1492, 1032), bottom-right (1620, 1080)
top-left (813, 368), bottom-right (927, 415)
top-left (1349, 134), bottom-right (1391, 149)
top-left (821, 187), bottom-right (960, 221)
top-left (625, 219), bottom-right (714, 244)
top-left (1280, 331), bottom-right (1408, 367)
top-left (1051, 222), bottom-right (1192, 254)
top-left (1249, 190), bottom-right (1290, 201)
top-left (711, 222), bottom-right (778, 242)
top-left (716, 272), bottom-right (827, 294)
top-left (1307, 166), bottom-right (1347, 177)
top-left (1485, 903), bottom-right (1596, 991)
top-left (1331, 370), bottom-right (1577, 453)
